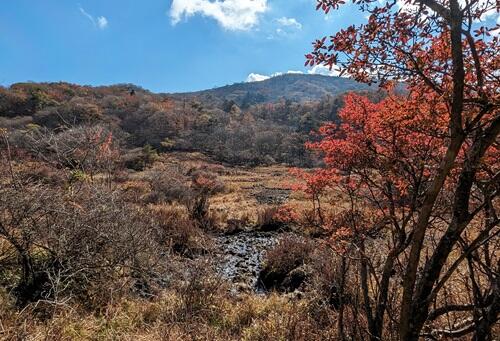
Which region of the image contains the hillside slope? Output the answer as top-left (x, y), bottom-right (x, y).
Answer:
top-left (0, 75), bottom-right (377, 166)
top-left (173, 74), bottom-right (372, 106)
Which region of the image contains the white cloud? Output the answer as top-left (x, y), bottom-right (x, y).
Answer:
top-left (170, 0), bottom-right (268, 31)
top-left (307, 64), bottom-right (344, 77)
top-left (276, 17), bottom-right (302, 30)
top-left (246, 73), bottom-right (270, 82)
top-left (97, 16), bottom-right (108, 29)
top-left (79, 6), bottom-right (108, 30)
top-left (283, 70), bottom-right (303, 75)
top-left (267, 16), bottom-right (302, 39)
top-left (79, 6), bottom-right (94, 22)
top-left (246, 70), bottom-right (304, 82)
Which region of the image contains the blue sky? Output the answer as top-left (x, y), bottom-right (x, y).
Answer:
top-left (0, 0), bottom-right (365, 92)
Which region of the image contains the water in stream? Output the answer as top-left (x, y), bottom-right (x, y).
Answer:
top-left (214, 231), bottom-right (281, 292)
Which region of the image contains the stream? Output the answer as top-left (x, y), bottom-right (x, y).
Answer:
top-left (214, 230), bottom-right (282, 292)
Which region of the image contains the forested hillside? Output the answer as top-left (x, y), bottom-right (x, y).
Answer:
top-left (175, 73), bottom-right (373, 105)
top-left (0, 75), bottom-right (379, 166)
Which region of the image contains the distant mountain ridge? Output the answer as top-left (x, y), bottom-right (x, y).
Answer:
top-left (172, 74), bottom-right (372, 106)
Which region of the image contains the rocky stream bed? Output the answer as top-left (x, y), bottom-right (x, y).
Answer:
top-left (214, 230), bottom-right (283, 293)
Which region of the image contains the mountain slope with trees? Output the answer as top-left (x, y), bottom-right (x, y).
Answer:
top-left (0, 75), bottom-right (379, 166)
top-left (174, 73), bottom-right (373, 107)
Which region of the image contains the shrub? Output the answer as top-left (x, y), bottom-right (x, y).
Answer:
top-left (258, 235), bottom-right (313, 292)
top-left (16, 124), bottom-right (120, 179)
top-left (185, 169), bottom-right (225, 229)
top-left (33, 97), bottom-right (101, 128)
top-left (0, 182), bottom-right (169, 309)
top-left (150, 205), bottom-right (210, 257)
top-left (18, 162), bottom-right (66, 186)
top-left (257, 205), bottom-right (298, 231)
top-left (173, 261), bottom-right (225, 322)
top-left (145, 164), bottom-right (190, 204)
top-left (256, 207), bottom-right (281, 231)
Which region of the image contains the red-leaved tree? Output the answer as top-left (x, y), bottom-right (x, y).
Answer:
top-left (300, 0), bottom-right (499, 339)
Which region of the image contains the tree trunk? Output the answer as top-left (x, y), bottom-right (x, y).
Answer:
top-left (337, 256), bottom-right (347, 341)
top-left (400, 0), bottom-right (466, 338)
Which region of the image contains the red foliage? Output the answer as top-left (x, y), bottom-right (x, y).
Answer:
top-left (302, 0), bottom-right (499, 240)
top-left (297, 88), bottom-right (498, 237)
top-left (302, 2), bottom-right (499, 337)
top-left (273, 205), bottom-right (300, 224)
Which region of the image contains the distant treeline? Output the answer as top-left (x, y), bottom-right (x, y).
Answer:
top-left (0, 79), bottom-right (383, 166)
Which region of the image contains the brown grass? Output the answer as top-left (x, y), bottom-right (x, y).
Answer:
top-left (0, 286), bottom-right (339, 341)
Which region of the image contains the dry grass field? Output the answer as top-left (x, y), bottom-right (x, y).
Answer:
top-left (0, 152), bottom-right (497, 340)
top-left (0, 152), bottom-right (345, 341)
